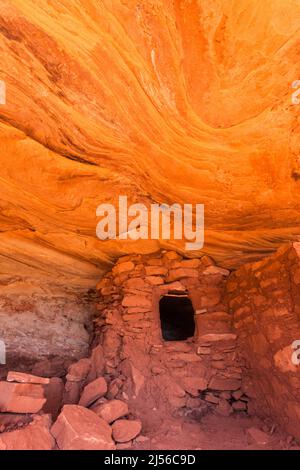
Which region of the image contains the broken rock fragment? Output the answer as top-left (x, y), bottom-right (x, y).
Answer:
top-left (92, 399), bottom-right (129, 424)
top-left (0, 382), bottom-right (46, 413)
top-left (7, 371), bottom-right (50, 385)
top-left (0, 415), bottom-right (54, 450)
top-left (51, 405), bottom-right (115, 450)
top-left (79, 377), bottom-right (107, 407)
top-left (112, 419), bottom-right (142, 443)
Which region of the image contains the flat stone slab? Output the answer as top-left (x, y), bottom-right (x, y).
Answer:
top-left (0, 381), bottom-right (46, 413)
top-left (51, 405), bottom-right (116, 450)
top-left (7, 371), bottom-right (50, 385)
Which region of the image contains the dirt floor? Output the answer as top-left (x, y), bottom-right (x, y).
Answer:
top-left (132, 412), bottom-right (300, 450)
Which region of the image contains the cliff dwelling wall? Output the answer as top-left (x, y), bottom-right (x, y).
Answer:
top-left (93, 251), bottom-right (247, 427)
top-left (226, 242), bottom-right (300, 440)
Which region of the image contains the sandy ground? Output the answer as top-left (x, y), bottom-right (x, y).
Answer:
top-left (133, 412), bottom-right (299, 451)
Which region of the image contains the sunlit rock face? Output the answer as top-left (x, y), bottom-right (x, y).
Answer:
top-left (0, 0), bottom-right (300, 295)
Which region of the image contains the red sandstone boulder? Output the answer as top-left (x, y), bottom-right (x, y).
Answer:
top-left (92, 399), bottom-right (129, 423)
top-left (112, 419), bottom-right (142, 443)
top-left (0, 415), bottom-right (54, 450)
top-left (51, 405), bottom-right (115, 450)
top-left (79, 377), bottom-right (107, 407)
top-left (145, 276), bottom-right (164, 285)
top-left (66, 358), bottom-right (91, 382)
top-left (0, 382), bottom-right (46, 413)
top-left (199, 333), bottom-right (237, 344)
top-left (7, 371), bottom-right (50, 385)
top-left (124, 278), bottom-right (149, 291)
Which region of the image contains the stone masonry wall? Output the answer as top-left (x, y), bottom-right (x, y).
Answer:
top-left (93, 250), bottom-right (248, 427)
top-left (226, 242), bottom-right (300, 440)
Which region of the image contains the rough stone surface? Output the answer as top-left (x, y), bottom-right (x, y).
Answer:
top-left (112, 419), bottom-right (142, 443)
top-left (226, 243), bottom-right (300, 440)
top-left (7, 371), bottom-right (50, 385)
top-left (51, 405), bottom-right (116, 450)
top-left (0, 415), bottom-right (54, 451)
top-left (94, 251), bottom-right (241, 422)
top-left (0, 382), bottom-right (46, 413)
top-left (79, 377), bottom-right (107, 407)
top-left (93, 400), bottom-right (129, 424)
top-left (66, 358), bottom-right (91, 382)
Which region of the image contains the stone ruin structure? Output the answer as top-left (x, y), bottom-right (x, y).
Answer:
top-left (94, 250), bottom-right (245, 425)
top-left (0, 244), bottom-right (300, 449)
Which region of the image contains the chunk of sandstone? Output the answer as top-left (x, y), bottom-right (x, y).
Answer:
top-left (163, 251), bottom-right (182, 260)
top-left (113, 261), bottom-right (135, 274)
top-left (7, 371), bottom-right (50, 385)
top-left (209, 377), bottom-right (241, 391)
top-left (112, 419), bottom-right (142, 443)
top-left (79, 377), bottom-right (107, 407)
top-left (145, 266), bottom-right (168, 276)
top-left (0, 382), bottom-right (46, 413)
top-left (172, 259), bottom-right (200, 269)
top-left (199, 333), bottom-right (237, 344)
top-left (51, 405), bottom-right (115, 450)
top-left (93, 399), bottom-right (129, 423)
top-left (66, 358), bottom-right (91, 382)
top-left (167, 268), bottom-right (198, 282)
top-left (203, 266), bottom-right (230, 276)
top-left (0, 415), bottom-right (54, 450)
top-left (122, 295), bottom-right (151, 308)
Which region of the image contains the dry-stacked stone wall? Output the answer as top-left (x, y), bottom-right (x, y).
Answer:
top-left (226, 242), bottom-right (300, 440)
top-left (94, 251), bottom-right (248, 423)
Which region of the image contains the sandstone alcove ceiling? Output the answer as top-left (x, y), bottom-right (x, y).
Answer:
top-left (0, 0), bottom-right (300, 295)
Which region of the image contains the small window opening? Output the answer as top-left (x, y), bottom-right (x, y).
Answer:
top-left (159, 294), bottom-right (195, 341)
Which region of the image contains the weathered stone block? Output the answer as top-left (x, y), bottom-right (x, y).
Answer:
top-left (0, 382), bottom-right (46, 413)
top-left (52, 405), bottom-right (115, 450)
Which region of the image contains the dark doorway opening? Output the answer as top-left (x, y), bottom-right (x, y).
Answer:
top-left (159, 295), bottom-right (195, 341)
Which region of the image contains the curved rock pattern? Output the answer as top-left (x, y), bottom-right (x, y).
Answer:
top-left (1, 0), bottom-right (300, 292)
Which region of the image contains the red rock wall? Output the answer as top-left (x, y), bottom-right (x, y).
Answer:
top-left (0, 291), bottom-right (96, 377)
top-left (226, 243), bottom-right (300, 439)
top-left (94, 251), bottom-right (248, 425)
